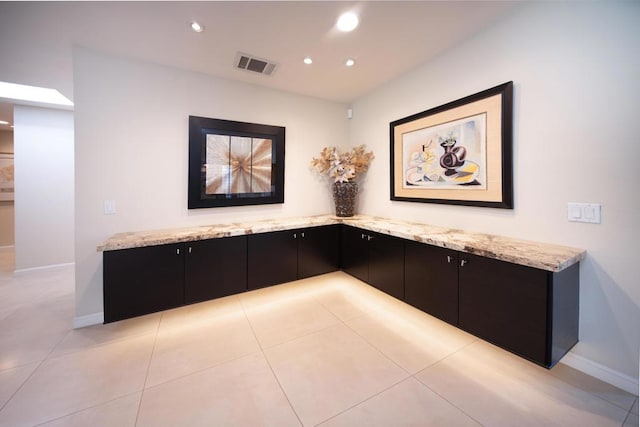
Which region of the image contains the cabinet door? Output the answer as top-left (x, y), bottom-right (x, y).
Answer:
top-left (458, 254), bottom-right (549, 365)
top-left (404, 241), bottom-right (459, 325)
top-left (340, 226), bottom-right (369, 282)
top-left (103, 243), bottom-right (184, 323)
top-left (368, 232), bottom-right (404, 300)
top-left (184, 236), bottom-right (247, 304)
top-left (248, 230), bottom-right (298, 290)
top-left (298, 225), bottom-right (340, 279)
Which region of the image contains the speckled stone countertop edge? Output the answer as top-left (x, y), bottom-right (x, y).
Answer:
top-left (97, 214), bottom-right (586, 272)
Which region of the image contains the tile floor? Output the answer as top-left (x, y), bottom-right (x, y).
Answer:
top-left (0, 247), bottom-right (637, 426)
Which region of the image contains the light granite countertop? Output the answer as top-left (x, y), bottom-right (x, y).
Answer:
top-left (98, 214), bottom-right (586, 272)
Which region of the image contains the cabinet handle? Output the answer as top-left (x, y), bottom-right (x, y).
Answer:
top-left (293, 233), bottom-right (297, 239)
top-left (176, 248), bottom-right (180, 255)
top-left (447, 255), bottom-right (452, 263)
top-left (460, 259), bottom-right (468, 267)
top-left (361, 233), bottom-right (366, 240)
top-left (301, 232), bottom-right (305, 238)
top-left (367, 235), bottom-right (373, 241)
top-left (188, 247), bottom-right (192, 254)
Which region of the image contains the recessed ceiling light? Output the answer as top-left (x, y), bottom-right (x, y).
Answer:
top-left (303, 57), bottom-right (313, 65)
top-left (337, 12), bottom-right (359, 32)
top-left (190, 21), bottom-right (204, 33)
top-left (345, 58), bottom-right (356, 67)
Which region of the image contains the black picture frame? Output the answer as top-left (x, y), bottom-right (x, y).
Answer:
top-left (188, 116), bottom-right (285, 209)
top-left (390, 81), bottom-right (513, 209)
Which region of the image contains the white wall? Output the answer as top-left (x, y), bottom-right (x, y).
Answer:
top-left (351, 2), bottom-right (640, 382)
top-left (13, 106), bottom-right (74, 270)
top-left (73, 48), bottom-right (348, 320)
top-left (0, 131), bottom-right (14, 247)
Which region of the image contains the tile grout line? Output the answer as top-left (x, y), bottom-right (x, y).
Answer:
top-left (45, 327), bottom-right (161, 361)
top-left (265, 277), bottom-right (469, 425)
top-left (0, 358), bottom-right (45, 414)
top-left (407, 339), bottom-right (487, 426)
top-left (0, 313), bottom-right (77, 416)
top-left (331, 301), bottom-right (488, 427)
top-left (138, 348), bottom-right (265, 393)
top-left (243, 296), bottom-right (346, 352)
top-left (313, 376), bottom-right (411, 426)
top-left (547, 369), bottom-right (639, 413)
top-left (0, 265), bottom-right (74, 418)
top-left (239, 296), bottom-right (305, 427)
top-left (133, 312), bottom-right (163, 427)
top-left (135, 302), bottom-right (264, 392)
top-left (30, 391), bottom-right (143, 427)
top-left (622, 397), bottom-right (639, 426)
top-left (408, 339), bottom-right (487, 427)
top-left (412, 377), bottom-right (487, 427)
top-left (303, 282), bottom-right (418, 425)
top-left (261, 352), bottom-right (305, 427)
top-left (338, 313), bottom-right (412, 376)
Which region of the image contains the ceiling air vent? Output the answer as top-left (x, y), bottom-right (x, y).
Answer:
top-left (235, 52), bottom-right (277, 76)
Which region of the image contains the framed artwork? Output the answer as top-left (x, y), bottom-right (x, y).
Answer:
top-left (390, 81), bottom-right (513, 209)
top-left (188, 116), bottom-right (285, 209)
top-left (0, 153), bottom-right (14, 202)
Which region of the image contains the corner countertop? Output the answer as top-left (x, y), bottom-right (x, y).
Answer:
top-left (97, 214), bottom-right (586, 272)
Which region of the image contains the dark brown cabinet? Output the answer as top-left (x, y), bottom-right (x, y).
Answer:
top-left (184, 236), bottom-right (247, 304)
top-left (103, 221), bottom-right (579, 369)
top-left (103, 243), bottom-right (185, 323)
top-left (104, 236), bottom-right (248, 323)
top-left (403, 241), bottom-right (579, 368)
top-left (404, 241), bottom-right (459, 326)
top-left (104, 226), bottom-right (341, 322)
top-left (340, 225), bottom-right (369, 282)
top-left (248, 225), bottom-right (340, 290)
top-left (458, 253), bottom-right (579, 368)
top-left (341, 226), bottom-right (404, 300)
top-left (298, 225), bottom-right (340, 279)
top-left (248, 230), bottom-right (298, 290)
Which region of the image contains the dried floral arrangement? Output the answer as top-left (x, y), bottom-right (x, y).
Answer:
top-left (310, 145), bottom-right (374, 183)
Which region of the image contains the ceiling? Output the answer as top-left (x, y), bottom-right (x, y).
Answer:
top-left (0, 1), bottom-right (520, 128)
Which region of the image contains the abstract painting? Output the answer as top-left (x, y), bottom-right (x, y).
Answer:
top-left (205, 135), bottom-right (272, 195)
top-left (402, 113), bottom-right (487, 189)
top-left (390, 82), bottom-right (513, 209)
top-left (188, 116), bottom-right (285, 209)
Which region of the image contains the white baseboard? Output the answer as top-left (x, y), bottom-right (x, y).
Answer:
top-left (13, 262), bottom-right (75, 275)
top-left (560, 352), bottom-right (639, 395)
top-left (73, 312), bottom-right (104, 328)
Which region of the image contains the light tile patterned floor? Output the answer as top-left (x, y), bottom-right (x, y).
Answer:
top-left (0, 248), bottom-right (637, 426)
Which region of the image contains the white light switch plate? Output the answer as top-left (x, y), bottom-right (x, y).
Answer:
top-left (104, 200), bottom-right (116, 215)
top-left (568, 202), bottom-right (601, 224)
